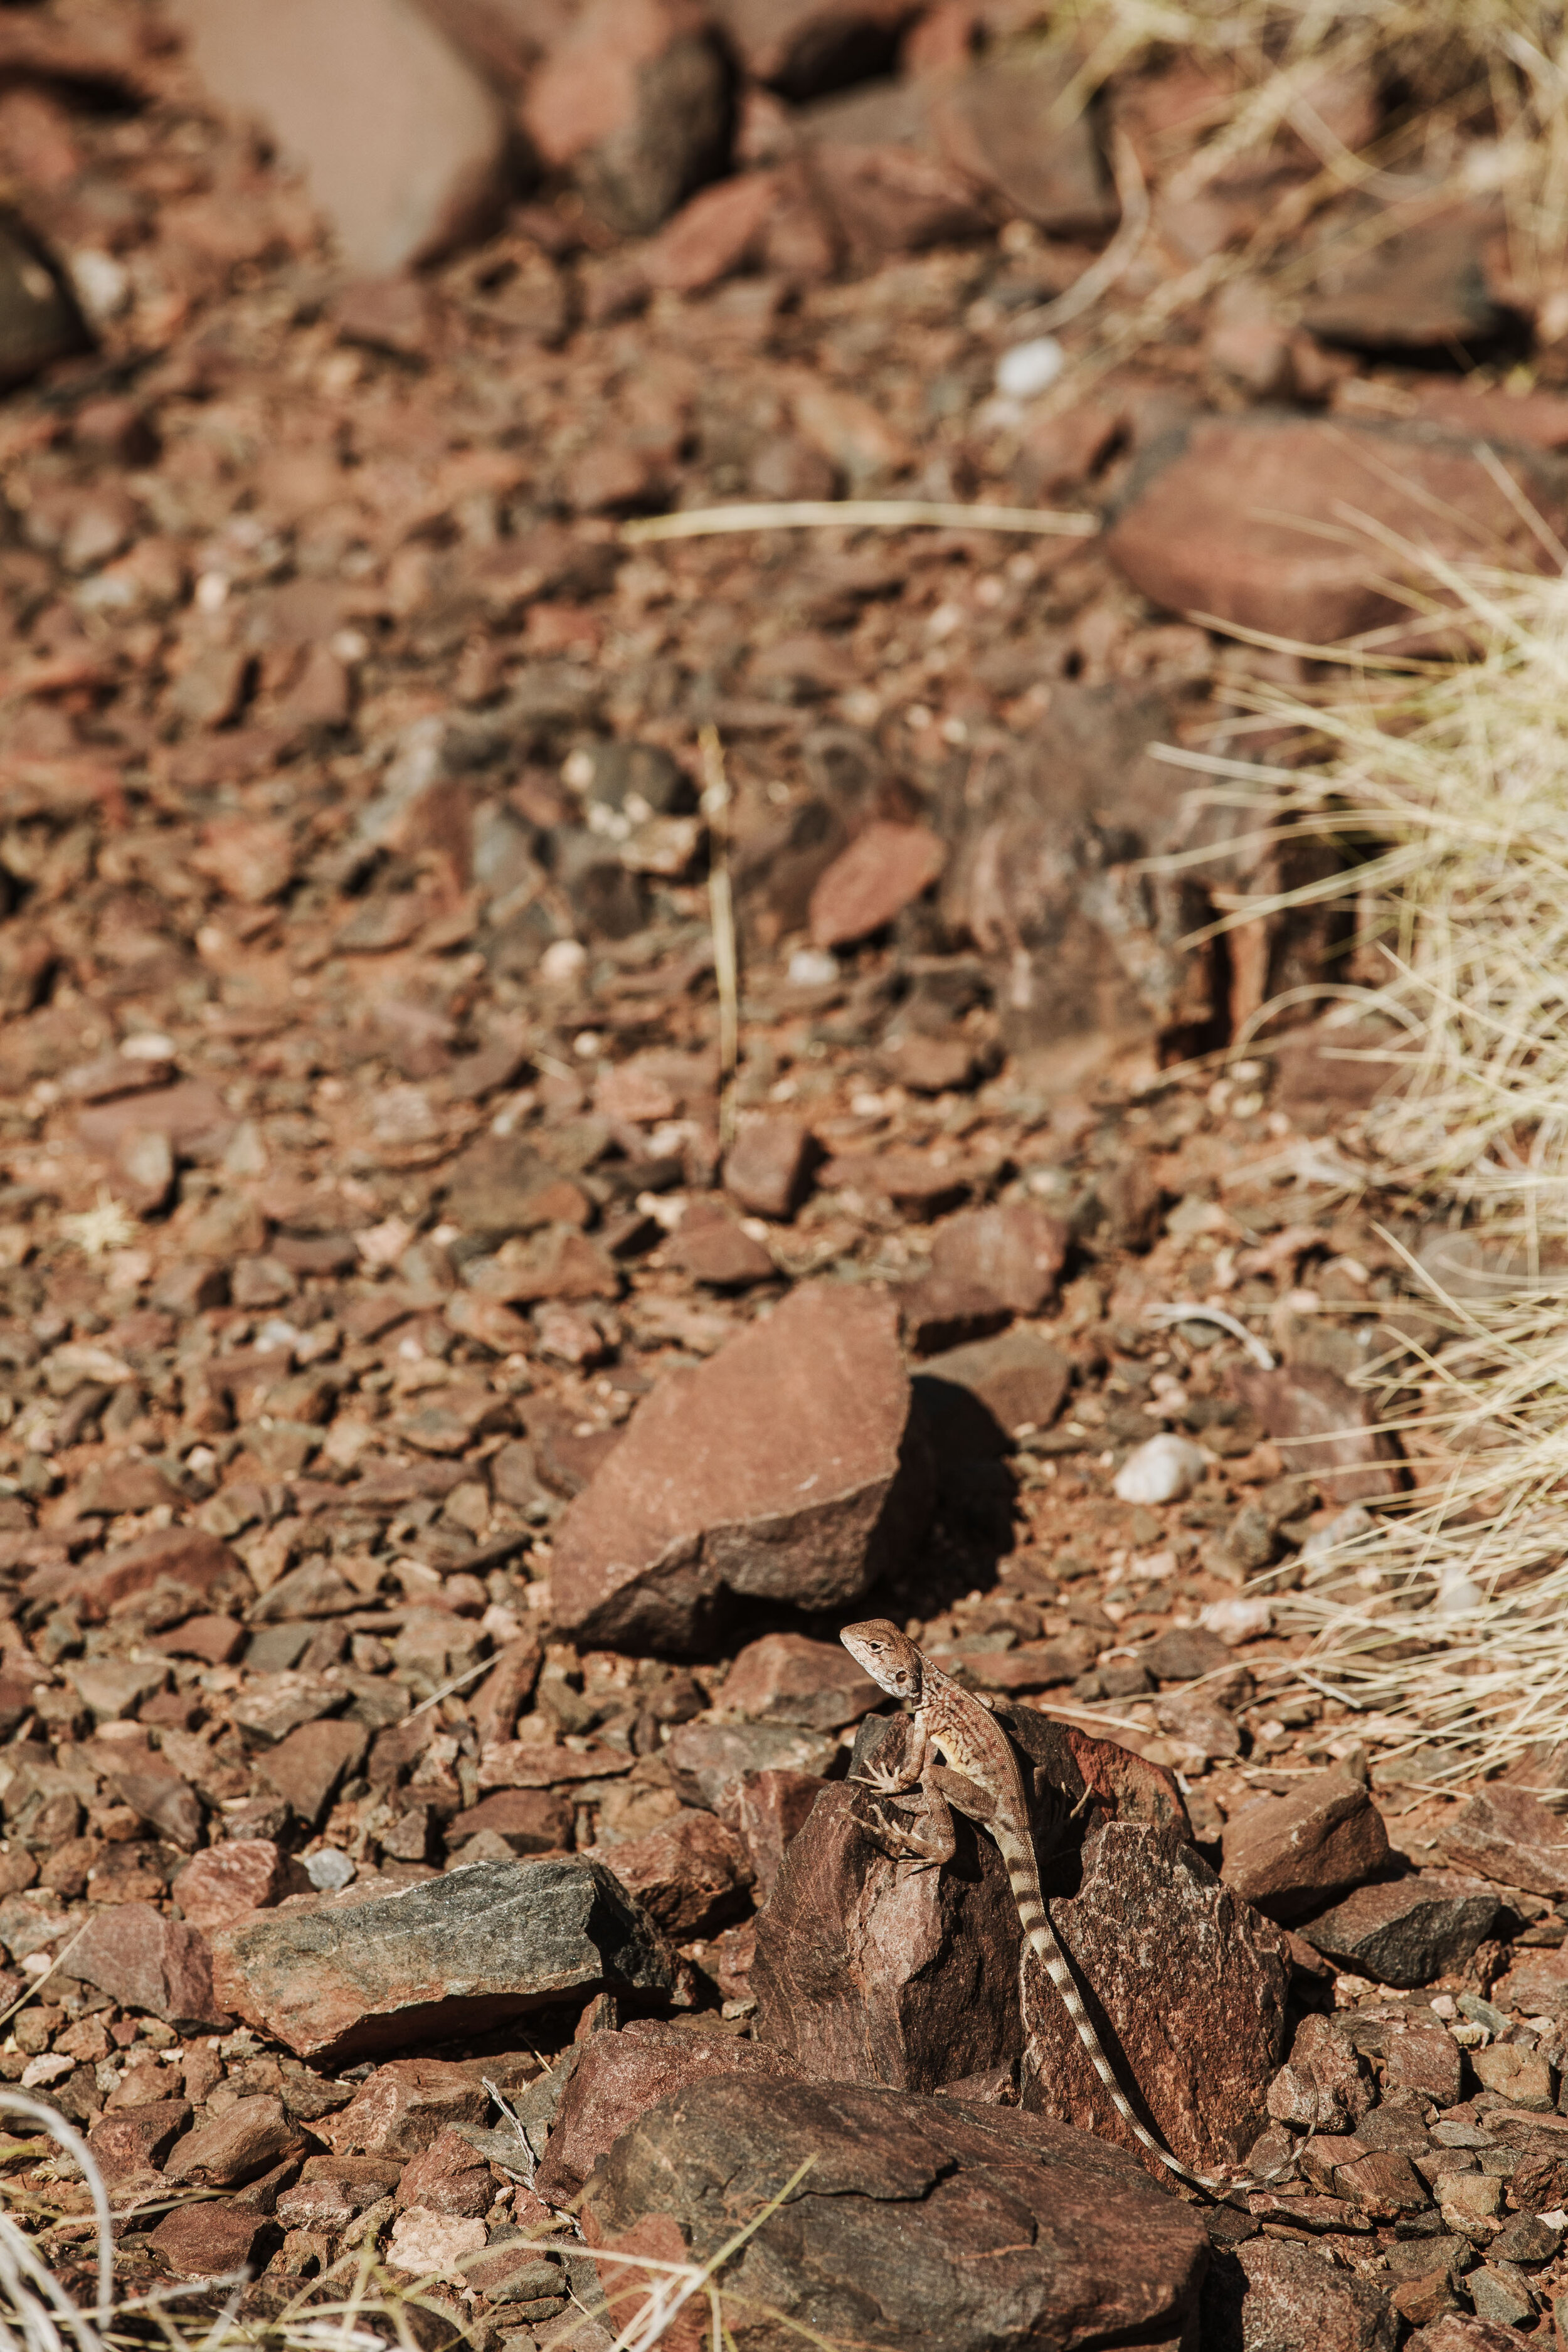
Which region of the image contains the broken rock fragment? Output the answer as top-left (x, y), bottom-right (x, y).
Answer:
top-left (1221, 1769), bottom-right (1391, 1923)
top-left (582, 2077), bottom-right (1210, 2352)
top-left (172, 0), bottom-right (510, 275)
top-left (536, 2021), bottom-right (800, 2203)
top-left (1299, 1873), bottom-right (1500, 1987)
top-left (1443, 1782), bottom-right (1568, 1897)
top-left (550, 1281), bottom-right (931, 1650)
top-left (1232, 1360), bottom-right (1402, 1505)
top-left (210, 1856), bottom-right (675, 2061)
top-left (63, 1902), bottom-right (228, 2031)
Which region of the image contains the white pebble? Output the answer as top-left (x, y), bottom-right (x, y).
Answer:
top-left (539, 938), bottom-right (587, 985)
top-left (995, 336), bottom-right (1065, 400)
top-left (1113, 1432), bottom-right (1206, 1505)
top-left (788, 947), bottom-right (839, 988)
top-left (1301, 1504), bottom-right (1375, 1571)
top-left (304, 1848), bottom-right (356, 1892)
top-left (1199, 1596), bottom-right (1273, 1646)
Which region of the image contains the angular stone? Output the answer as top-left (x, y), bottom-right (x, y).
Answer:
top-left (172, 1840), bottom-right (307, 1932)
top-left (1301, 209), bottom-right (1502, 352)
top-left (172, 0), bottom-right (509, 275)
top-left (736, 1769), bottom-right (829, 1907)
top-left (928, 55), bottom-right (1114, 233)
top-left (385, 2206), bottom-right (487, 2277)
top-left (1300, 1873), bottom-right (1500, 1987)
top-left (537, 2021), bottom-right (800, 2205)
top-left (916, 1330), bottom-right (1071, 1443)
top-left (798, 80), bottom-right (993, 261)
top-left (395, 2127), bottom-right (492, 2217)
top-left (1443, 1783), bottom-right (1568, 1898)
top-left (1141, 1627), bottom-right (1233, 1683)
top-left (1229, 1361), bottom-right (1403, 1505)
top-left (588, 1809), bottom-right (751, 1937)
top-left (1493, 1941), bottom-right (1568, 2016)
top-left (445, 1788), bottom-right (574, 1853)
top-left (550, 1282), bottom-right (931, 1651)
top-left (1106, 413), bottom-right (1568, 645)
top-left (582, 2077), bottom-right (1210, 2352)
top-left (1266, 2013), bottom-right (1375, 2132)
top-left (108, 1769), bottom-right (204, 1854)
top-left (665, 1719), bottom-right (839, 1825)
top-left (644, 171), bottom-right (777, 294)
top-left (1469, 2042), bottom-right (1555, 2111)
top-left (150, 2201), bottom-right (274, 2279)
top-left (257, 1718), bottom-right (370, 1830)
top-left (669, 1202), bottom-right (776, 1289)
top-left (64, 1903), bottom-right (228, 2030)
top-left (210, 1857), bottom-right (675, 2061)
top-left (1221, 1770), bottom-right (1391, 1923)
top-left (276, 2155), bottom-right (402, 2227)
top-left (1020, 1818), bottom-right (1290, 2176)
top-left (87, 2098), bottom-right (193, 2186)
top-left (520, 0), bottom-right (731, 235)
top-left (809, 820), bottom-right (947, 949)
top-left (720, 1633), bottom-right (879, 1732)
top-left (317, 2058), bottom-right (487, 2158)
top-left (1219, 2237), bottom-right (1397, 2352)
top-left (165, 2095), bottom-right (305, 2188)
top-left (928, 1204), bottom-right (1069, 1317)
top-left (723, 1116), bottom-right (817, 1221)
top-left (26, 1526), bottom-right (251, 1624)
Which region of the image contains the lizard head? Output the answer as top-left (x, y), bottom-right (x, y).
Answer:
top-left (840, 1618), bottom-right (923, 1700)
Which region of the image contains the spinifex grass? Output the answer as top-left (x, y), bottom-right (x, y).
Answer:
top-left (1150, 559), bottom-right (1568, 1779)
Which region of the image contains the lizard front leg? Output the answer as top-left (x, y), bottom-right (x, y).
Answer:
top-left (852, 1707), bottom-right (931, 1796)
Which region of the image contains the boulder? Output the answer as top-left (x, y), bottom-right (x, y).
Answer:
top-left (535, 2021), bottom-right (800, 2203)
top-left (550, 1283), bottom-right (931, 1651)
top-left (581, 2076), bottom-right (1210, 2352)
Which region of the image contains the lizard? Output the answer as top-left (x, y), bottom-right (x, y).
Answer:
top-left (840, 1617), bottom-right (1301, 2203)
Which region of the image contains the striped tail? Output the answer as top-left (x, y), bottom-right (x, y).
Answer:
top-left (997, 1826), bottom-right (1298, 2201)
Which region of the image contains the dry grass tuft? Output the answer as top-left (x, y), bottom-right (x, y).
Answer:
top-left (1152, 556), bottom-right (1568, 1778)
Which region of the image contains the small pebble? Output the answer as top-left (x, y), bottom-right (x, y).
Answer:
top-left (1113, 1433), bottom-right (1205, 1505)
top-left (995, 337), bottom-right (1065, 400)
top-left (304, 1848), bottom-right (356, 1892)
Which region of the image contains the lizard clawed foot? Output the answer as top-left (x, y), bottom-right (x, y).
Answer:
top-left (851, 1761), bottom-right (919, 1797)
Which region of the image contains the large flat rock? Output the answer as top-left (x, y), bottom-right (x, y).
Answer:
top-left (550, 1281), bottom-right (931, 1650)
top-left (209, 1857), bottom-right (675, 2062)
top-left (581, 2075), bottom-right (1210, 2352)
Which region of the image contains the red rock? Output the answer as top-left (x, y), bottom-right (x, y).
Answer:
top-left (445, 1788), bottom-right (574, 1853)
top-left (1227, 2238), bottom-right (1398, 2352)
top-left (550, 1281), bottom-right (931, 1650)
top-left (276, 2154), bottom-right (403, 2227)
top-left (916, 1330), bottom-right (1071, 1439)
top-left (1220, 1770), bottom-right (1391, 1923)
top-left (928, 1204), bottom-right (1068, 1316)
top-left (319, 2058), bottom-right (489, 2158)
top-left (172, 0), bottom-right (510, 275)
top-left (150, 2201), bottom-right (274, 2278)
top-left (1441, 1781), bottom-right (1568, 1897)
top-left (929, 55), bottom-right (1113, 232)
top-left (87, 2099), bottom-right (193, 2186)
top-left (644, 172), bottom-right (777, 293)
top-left (188, 815), bottom-right (295, 904)
top-left (76, 1079), bottom-right (235, 1166)
top-left (1106, 414), bottom-right (1568, 644)
top-left (165, 2095), bottom-right (305, 2188)
top-left (172, 1840), bottom-right (303, 1932)
top-left (711, 0), bottom-right (909, 95)
top-left (65, 1903), bottom-right (228, 2029)
top-left (809, 820), bottom-right (947, 947)
top-left (723, 1116), bottom-right (817, 1221)
top-left (800, 81), bottom-right (991, 261)
top-left (721, 1633), bottom-right (879, 1732)
top-left (395, 2126), bottom-right (493, 2217)
top-left (1231, 1362), bottom-right (1402, 1505)
top-left (735, 1768), bottom-right (827, 1905)
top-left (257, 1718), bottom-right (371, 1829)
top-left (882, 1034), bottom-right (977, 1095)
top-left (535, 2021), bottom-right (800, 2204)
top-left (1303, 208), bottom-right (1501, 351)
top-left (1492, 1941), bottom-right (1568, 2016)
top-left (669, 1202), bottom-right (776, 1289)
top-left (816, 1151), bottom-right (973, 1217)
top-left (520, 0), bottom-right (732, 236)
top-left (665, 1719), bottom-right (838, 1824)
top-left (590, 1810), bottom-right (752, 1936)
top-left (1405, 2321), bottom-right (1534, 2352)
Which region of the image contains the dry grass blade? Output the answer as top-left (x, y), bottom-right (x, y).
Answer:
top-left (699, 724), bottom-right (739, 1155)
top-left (621, 501), bottom-right (1098, 544)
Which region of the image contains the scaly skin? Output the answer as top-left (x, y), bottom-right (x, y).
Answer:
top-left (840, 1617), bottom-right (1300, 2202)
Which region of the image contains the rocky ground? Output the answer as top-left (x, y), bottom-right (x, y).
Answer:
top-left (1, 4), bottom-right (1568, 2351)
